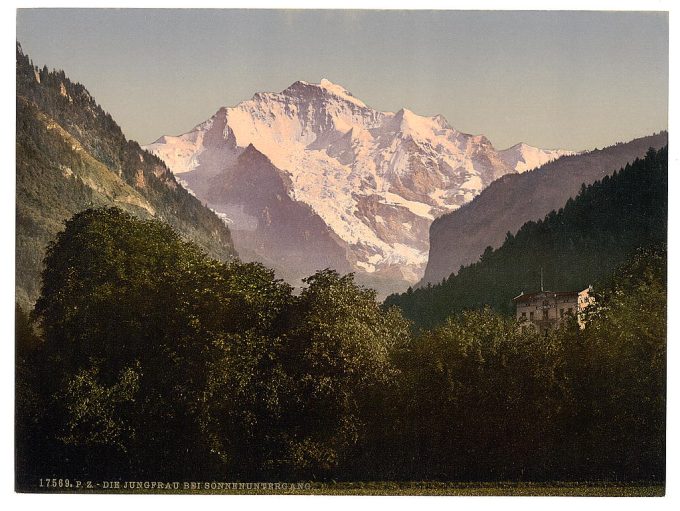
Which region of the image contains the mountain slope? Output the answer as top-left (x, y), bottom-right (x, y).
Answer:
top-left (421, 132), bottom-right (668, 286)
top-left (205, 144), bottom-right (353, 279)
top-left (16, 44), bottom-right (236, 307)
top-left (144, 79), bottom-right (571, 294)
top-left (385, 147), bottom-right (668, 330)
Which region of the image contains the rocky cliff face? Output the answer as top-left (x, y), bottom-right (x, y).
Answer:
top-left (145, 79), bottom-right (570, 295)
top-left (421, 132), bottom-right (668, 287)
top-left (205, 144), bottom-right (353, 282)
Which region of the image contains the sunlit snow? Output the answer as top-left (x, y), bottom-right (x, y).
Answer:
top-left (143, 80), bottom-right (571, 282)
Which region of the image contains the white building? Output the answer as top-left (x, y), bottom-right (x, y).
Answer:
top-left (513, 287), bottom-right (594, 334)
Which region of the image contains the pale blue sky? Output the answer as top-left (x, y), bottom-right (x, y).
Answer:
top-left (16, 9), bottom-right (668, 151)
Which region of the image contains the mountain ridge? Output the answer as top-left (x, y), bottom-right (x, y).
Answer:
top-left (16, 44), bottom-right (237, 307)
top-left (144, 79), bottom-right (572, 295)
top-left (386, 146), bottom-right (668, 329)
top-left (420, 131), bottom-right (669, 287)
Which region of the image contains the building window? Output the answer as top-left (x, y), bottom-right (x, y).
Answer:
top-left (543, 309), bottom-right (549, 320)
top-left (530, 312), bottom-right (534, 321)
top-left (521, 312), bottom-right (526, 318)
top-left (560, 308), bottom-right (564, 318)
top-left (568, 307), bottom-right (573, 315)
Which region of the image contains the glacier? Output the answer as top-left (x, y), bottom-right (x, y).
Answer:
top-left (144, 79), bottom-right (572, 294)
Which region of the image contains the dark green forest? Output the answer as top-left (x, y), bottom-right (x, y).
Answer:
top-left (385, 147), bottom-right (668, 330)
top-left (16, 206), bottom-right (665, 487)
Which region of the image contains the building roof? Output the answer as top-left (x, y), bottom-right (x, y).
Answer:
top-left (512, 289), bottom-right (588, 303)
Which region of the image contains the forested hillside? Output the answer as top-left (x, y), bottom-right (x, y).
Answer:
top-left (385, 147), bottom-right (667, 329)
top-left (422, 132), bottom-right (667, 286)
top-left (16, 44), bottom-right (235, 307)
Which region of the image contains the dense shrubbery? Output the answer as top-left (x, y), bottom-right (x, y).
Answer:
top-left (392, 245), bottom-right (665, 482)
top-left (15, 207), bottom-right (665, 487)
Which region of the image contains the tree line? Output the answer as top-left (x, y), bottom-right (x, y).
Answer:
top-left (385, 147), bottom-right (668, 330)
top-left (16, 206), bottom-right (665, 488)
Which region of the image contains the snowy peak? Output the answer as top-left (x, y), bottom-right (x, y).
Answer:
top-left (499, 142), bottom-right (574, 173)
top-left (318, 78), bottom-right (367, 107)
top-left (432, 113), bottom-right (452, 129)
top-left (143, 81), bottom-right (573, 295)
top-left (393, 108), bottom-right (459, 139)
top-left (279, 79), bottom-right (368, 110)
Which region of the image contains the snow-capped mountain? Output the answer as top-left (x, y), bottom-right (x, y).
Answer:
top-left (499, 143), bottom-right (573, 173)
top-left (144, 79), bottom-right (571, 295)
